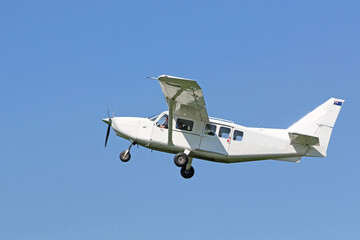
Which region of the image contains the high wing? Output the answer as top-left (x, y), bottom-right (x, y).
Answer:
top-left (156, 75), bottom-right (209, 122)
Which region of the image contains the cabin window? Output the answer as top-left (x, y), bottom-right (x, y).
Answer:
top-left (204, 124), bottom-right (216, 136)
top-left (176, 118), bottom-right (194, 131)
top-left (219, 127), bottom-right (231, 139)
top-left (156, 114), bottom-right (168, 129)
top-left (233, 130), bottom-right (244, 141)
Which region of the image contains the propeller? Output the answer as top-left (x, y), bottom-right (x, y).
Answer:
top-left (103, 110), bottom-right (115, 147)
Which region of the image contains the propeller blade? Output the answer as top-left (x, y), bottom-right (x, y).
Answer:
top-left (107, 110), bottom-right (115, 119)
top-left (103, 111), bottom-right (114, 147)
top-left (105, 124), bottom-right (111, 147)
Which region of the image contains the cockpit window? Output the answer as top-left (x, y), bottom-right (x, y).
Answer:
top-left (148, 114), bottom-right (160, 121)
top-left (156, 114), bottom-right (169, 129)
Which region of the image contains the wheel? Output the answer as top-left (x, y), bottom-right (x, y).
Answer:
top-left (180, 166), bottom-right (195, 179)
top-left (174, 153), bottom-right (188, 167)
top-left (119, 151), bottom-right (131, 162)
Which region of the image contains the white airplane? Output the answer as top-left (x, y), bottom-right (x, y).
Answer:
top-left (103, 75), bottom-right (345, 179)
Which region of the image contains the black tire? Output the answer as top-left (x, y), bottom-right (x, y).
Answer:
top-left (180, 166), bottom-right (195, 179)
top-left (119, 151), bottom-right (131, 162)
top-left (174, 153), bottom-right (188, 167)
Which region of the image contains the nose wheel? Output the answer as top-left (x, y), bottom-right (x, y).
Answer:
top-left (119, 142), bottom-right (135, 162)
top-left (119, 151), bottom-right (131, 162)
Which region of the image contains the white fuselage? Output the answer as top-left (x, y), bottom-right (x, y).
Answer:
top-left (110, 112), bottom-right (307, 163)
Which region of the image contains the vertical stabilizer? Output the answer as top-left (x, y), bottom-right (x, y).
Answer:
top-left (288, 98), bottom-right (345, 157)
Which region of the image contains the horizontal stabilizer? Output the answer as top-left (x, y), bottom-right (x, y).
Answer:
top-left (289, 132), bottom-right (319, 146)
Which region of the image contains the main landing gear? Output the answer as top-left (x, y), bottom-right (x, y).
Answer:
top-left (174, 151), bottom-right (195, 179)
top-left (119, 142), bottom-right (135, 162)
top-left (118, 143), bottom-right (195, 179)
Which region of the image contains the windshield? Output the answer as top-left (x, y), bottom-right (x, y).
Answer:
top-left (148, 113), bottom-right (160, 121)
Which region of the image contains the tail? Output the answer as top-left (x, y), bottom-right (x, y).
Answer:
top-left (288, 98), bottom-right (345, 157)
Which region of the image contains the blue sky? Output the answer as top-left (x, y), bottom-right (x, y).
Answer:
top-left (0, 0), bottom-right (359, 239)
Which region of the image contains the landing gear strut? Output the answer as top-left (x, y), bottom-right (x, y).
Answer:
top-left (119, 142), bottom-right (135, 162)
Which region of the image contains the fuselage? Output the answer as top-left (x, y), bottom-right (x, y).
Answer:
top-left (108, 111), bottom-right (306, 163)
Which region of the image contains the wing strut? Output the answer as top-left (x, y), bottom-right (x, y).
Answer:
top-left (168, 99), bottom-right (175, 145)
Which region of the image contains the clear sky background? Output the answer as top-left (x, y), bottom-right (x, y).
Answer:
top-left (1, 0), bottom-right (359, 239)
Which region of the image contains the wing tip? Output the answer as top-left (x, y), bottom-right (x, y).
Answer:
top-left (158, 75), bottom-right (193, 81)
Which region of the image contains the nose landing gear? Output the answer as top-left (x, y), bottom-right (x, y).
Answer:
top-left (119, 142), bottom-right (135, 162)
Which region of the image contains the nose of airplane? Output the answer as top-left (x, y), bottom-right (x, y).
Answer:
top-left (110, 117), bottom-right (141, 140)
top-left (102, 118), bottom-right (111, 125)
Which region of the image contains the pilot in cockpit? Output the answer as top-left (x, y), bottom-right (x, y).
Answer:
top-left (159, 115), bottom-right (169, 129)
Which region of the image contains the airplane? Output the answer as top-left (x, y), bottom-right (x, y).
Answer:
top-left (103, 75), bottom-right (345, 179)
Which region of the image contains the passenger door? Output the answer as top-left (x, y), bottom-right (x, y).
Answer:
top-left (199, 123), bottom-right (231, 155)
